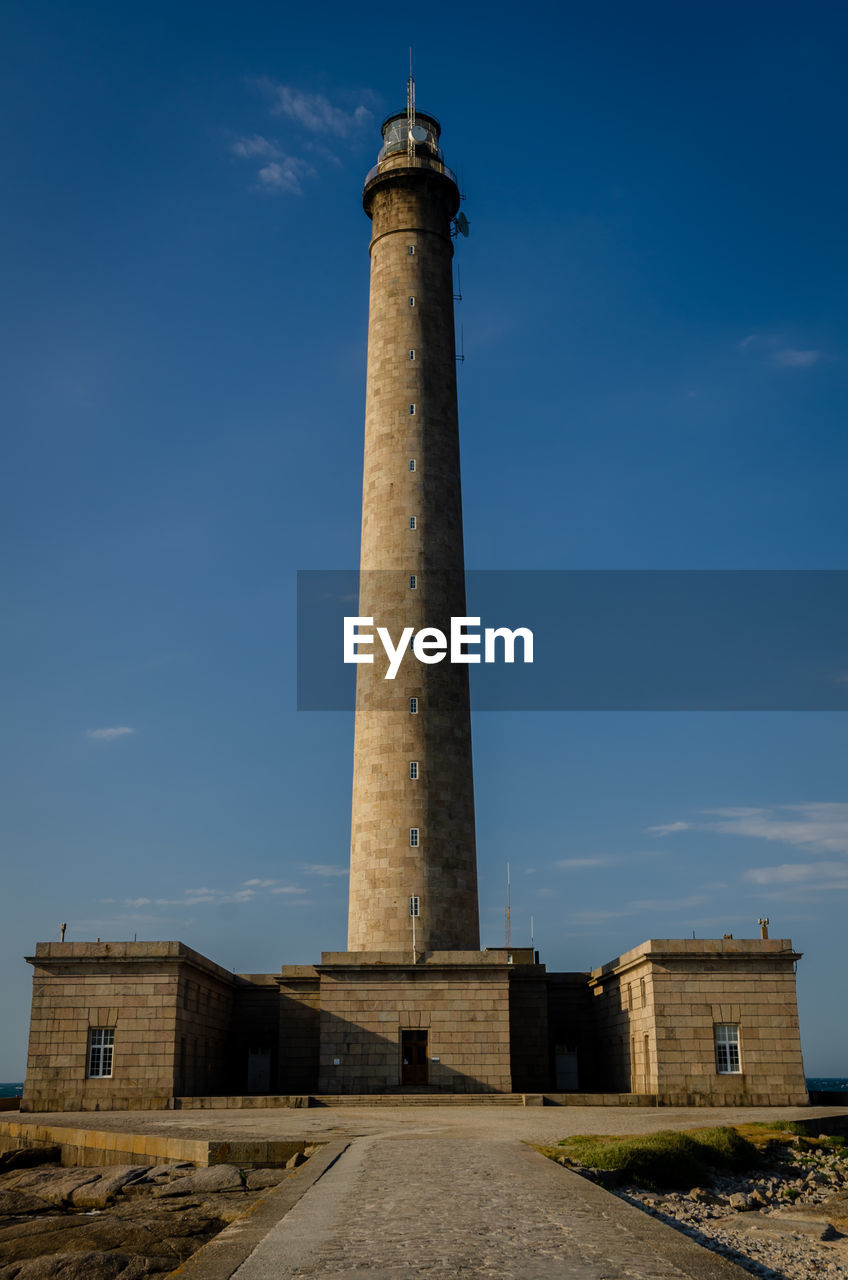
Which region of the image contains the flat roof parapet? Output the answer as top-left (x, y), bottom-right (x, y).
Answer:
top-left (589, 936), bottom-right (802, 982)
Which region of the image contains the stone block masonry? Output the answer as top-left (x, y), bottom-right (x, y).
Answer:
top-left (317, 952), bottom-right (513, 1094)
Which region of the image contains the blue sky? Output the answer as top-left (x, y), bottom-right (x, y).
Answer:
top-left (2, 0), bottom-right (847, 1079)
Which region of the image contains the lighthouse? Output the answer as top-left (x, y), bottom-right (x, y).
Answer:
top-left (347, 81), bottom-right (479, 953)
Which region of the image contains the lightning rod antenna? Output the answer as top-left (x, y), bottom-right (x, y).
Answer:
top-left (505, 861), bottom-right (511, 948)
top-left (407, 47), bottom-right (415, 163)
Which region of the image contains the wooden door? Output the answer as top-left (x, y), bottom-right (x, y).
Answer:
top-left (400, 1029), bottom-right (428, 1086)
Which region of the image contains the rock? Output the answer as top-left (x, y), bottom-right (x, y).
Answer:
top-left (728, 1192), bottom-right (756, 1211)
top-left (11, 1171), bottom-right (101, 1208)
top-left (197, 1195), bottom-right (256, 1224)
top-left (245, 1169), bottom-right (289, 1191)
top-left (0, 1192), bottom-right (52, 1219)
top-left (152, 1164), bottom-right (244, 1197)
top-left (689, 1187), bottom-right (720, 1205)
top-left (0, 1250), bottom-right (157, 1279)
top-left (119, 1163), bottom-right (191, 1189)
top-left (0, 1203), bottom-right (221, 1265)
top-left (0, 1149), bottom-right (61, 1174)
top-left (71, 1168), bottom-right (150, 1210)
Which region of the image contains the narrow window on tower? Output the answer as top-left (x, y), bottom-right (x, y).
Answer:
top-left (408, 245), bottom-right (415, 255)
top-left (409, 697), bottom-right (418, 714)
top-left (409, 575), bottom-right (417, 590)
top-left (409, 516), bottom-right (416, 529)
top-left (408, 459), bottom-right (416, 472)
top-left (409, 404), bottom-right (415, 415)
top-left (409, 828), bottom-right (419, 847)
top-left (409, 349), bottom-right (415, 360)
top-left (409, 762), bottom-right (418, 779)
top-left (408, 297), bottom-right (415, 307)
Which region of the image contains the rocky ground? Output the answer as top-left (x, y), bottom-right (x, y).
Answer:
top-left (0, 1145), bottom-right (315, 1279)
top-left (568, 1132), bottom-right (848, 1280)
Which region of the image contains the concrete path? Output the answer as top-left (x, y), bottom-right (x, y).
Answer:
top-left (229, 1133), bottom-right (749, 1280)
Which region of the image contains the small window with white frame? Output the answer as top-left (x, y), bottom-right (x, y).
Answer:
top-left (409, 404), bottom-right (415, 415)
top-left (409, 349), bottom-right (415, 360)
top-left (409, 697), bottom-right (418, 714)
top-left (87, 1027), bottom-right (115, 1078)
top-left (409, 516), bottom-right (416, 529)
top-left (408, 245), bottom-right (415, 255)
top-left (409, 827), bottom-right (419, 846)
top-left (409, 574), bottom-right (417, 589)
top-left (714, 1024), bottom-right (741, 1074)
top-left (408, 459), bottom-right (416, 472)
top-left (409, 761), bottom-right (418, 779)
top-left (408, 296), bottom-right (415, 307)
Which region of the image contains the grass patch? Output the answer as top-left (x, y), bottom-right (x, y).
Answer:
top-left (741, 1122), bottom-right (847, 1154)
top-left (745, 1120), bottom-right (808, 1138)
top-left (543, 1126), bottom-right (759, 1192)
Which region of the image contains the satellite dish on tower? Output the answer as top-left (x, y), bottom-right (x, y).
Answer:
top-left (410, 124), bottom-right (427, 143)
top-left (455, 212), bottom-right (470, 238)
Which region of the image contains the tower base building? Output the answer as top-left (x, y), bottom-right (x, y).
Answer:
top-left (19, 92), bottom-right (810, 1113)
top-left (21, 937), bottom-right (808, 1110)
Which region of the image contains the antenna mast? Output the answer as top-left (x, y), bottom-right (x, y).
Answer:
top-left (407, 47), bottom-right (415, 163)
top-left (505, 862), bottom-right (511, 948)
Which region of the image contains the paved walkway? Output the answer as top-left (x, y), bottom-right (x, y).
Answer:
top-left (18, 1106), bottom-right (846, 1278)
top-left (229, 1132), bottom-right (749, 1280)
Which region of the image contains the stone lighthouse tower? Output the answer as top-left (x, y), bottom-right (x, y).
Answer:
top-left (347, 85), bottom-right (480, 953)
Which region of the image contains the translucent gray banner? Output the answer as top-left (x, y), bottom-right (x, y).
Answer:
top-left (297, 570), bottom-right (848, 711)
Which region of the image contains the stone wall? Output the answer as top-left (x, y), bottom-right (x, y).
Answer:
top-left (317, 952), bottom-right (512, 1093)
top-left (277, 967), bottom-right (321, 1095)
top-left (507, 962), bottom-right (550, 1093)
top-left (589, 938), bottom-right (808, 1105)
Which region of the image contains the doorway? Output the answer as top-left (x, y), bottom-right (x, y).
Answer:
top-left (400, 1029), bottom-right (428, 1086)
top-left (554, 1043), bottom-right (579, 1091)
top-left (246, 1047), bottom-right (271, 1094)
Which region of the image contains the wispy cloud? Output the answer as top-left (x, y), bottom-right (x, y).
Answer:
top-left (86, 726), bottom-right (134, 741)
top-left (256, 157), bottom-right (313, 194)
top-left (257, 81), bottom-right (374, 135)
top-left (118, 878), bottom-right (311, 909)
top-left (771, 348), bottom-right (823, 368)
top-left (230, 134), bottom-right (282, 159)
top-left (737, 333), bottom-right (826, 369)
top-left (555, 856), bottom-right (615, 869)
top-left (302, 864), bottom-right (349, 878)
top-left (232, 80), bottom-right (376, 196)
top-left (707, 803), bottom-right (848, 855)
top-left (743, 860), bottom-right (848, 888)
top-left (647, 803), bottom-right (848, 857)
top-left (571, 895), bottom-right (707, 924)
